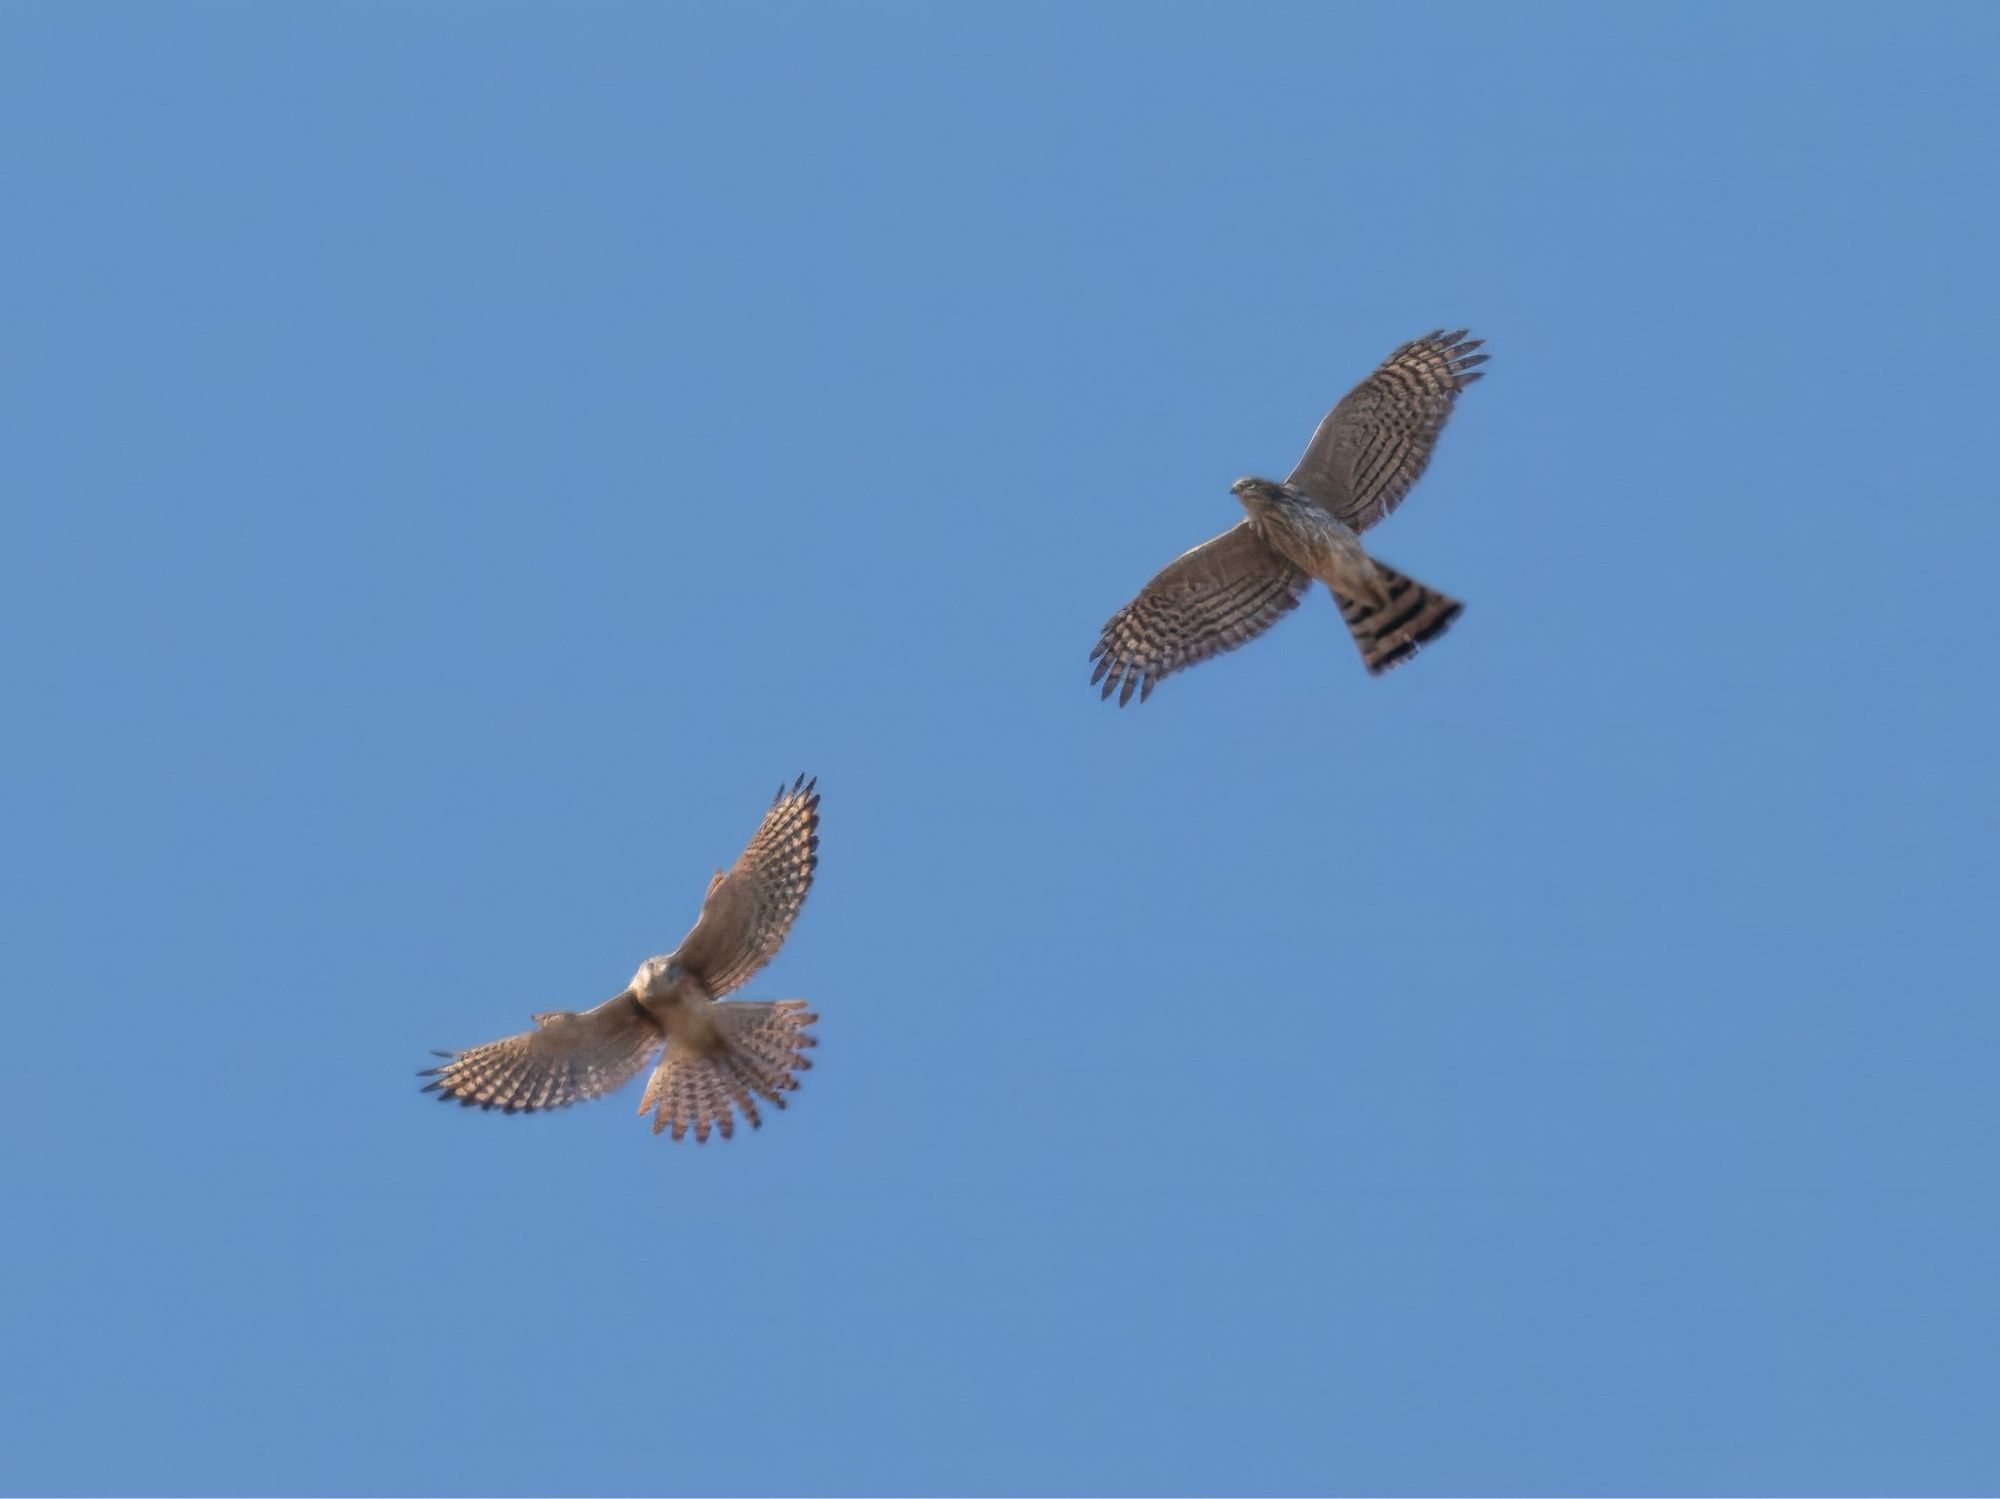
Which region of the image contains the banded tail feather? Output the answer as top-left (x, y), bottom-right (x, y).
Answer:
top-left (639, 1000), bottom-right (818, 1142)
top-left (1335, 563), bottom-right (1462, 675)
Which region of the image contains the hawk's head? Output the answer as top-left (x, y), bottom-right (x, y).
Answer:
top-left (1230, 476), bottom-right (1289, 506)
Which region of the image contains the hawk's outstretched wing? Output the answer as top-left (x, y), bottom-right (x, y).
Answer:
top-left (1090, 522), bottom-right (1309, 705)
top-left (673, 776), bottom-right (820, 998)
top-left (1286, 329), bottom-right (1488, 532)
top-left (421, 991), bottom-right (662, 1112)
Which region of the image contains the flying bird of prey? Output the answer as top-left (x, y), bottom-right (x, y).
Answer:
top-left (1090, 329), bottom-right (1487, 704)
top-left (421, 776), bottom-right (821, 1143)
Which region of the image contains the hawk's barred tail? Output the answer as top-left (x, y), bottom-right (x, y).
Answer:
top-left (1336, 564), bottom-right (1462, 675)
top-left (639, 1000), bottom-right (818, 1143)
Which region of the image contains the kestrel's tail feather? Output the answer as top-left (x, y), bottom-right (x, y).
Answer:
top-left (639, 1000), bottom-right (818, 1142)
top-left (1335, 562), bottom-right (1462, 674)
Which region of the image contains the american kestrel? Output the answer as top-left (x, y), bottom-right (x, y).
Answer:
top-left (421, 776), bottom-right (821, 1143)
top-left (1091, 329), bottom-right (1487, 703)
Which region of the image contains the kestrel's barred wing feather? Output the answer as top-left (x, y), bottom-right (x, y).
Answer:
top-left (1287, 329), bottom-right (1488, 531)
top-left (673, 775), bottom-right (820, 997)
top-left (420, 991), bottom-right (662, 1113)
top-left (1090, 521), bottom-right (1309, 705)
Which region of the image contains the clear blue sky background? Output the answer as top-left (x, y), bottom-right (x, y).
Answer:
top-left (5, 3), bottom-right (1998, 1494)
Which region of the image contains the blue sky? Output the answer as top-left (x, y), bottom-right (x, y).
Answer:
top-left (5, 3), bottom-right (1998, 1493)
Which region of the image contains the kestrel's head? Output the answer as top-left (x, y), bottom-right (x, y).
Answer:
top-left (630, 954), bottom-right (681, 998)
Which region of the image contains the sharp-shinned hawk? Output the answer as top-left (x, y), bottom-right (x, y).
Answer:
top-left (421, 776), bottom-right (822, 1143)
top-left (1090, 329), bottom-right (1487, 704)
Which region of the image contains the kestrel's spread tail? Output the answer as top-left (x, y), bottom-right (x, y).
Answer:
top-left (421, 776), bottom-right (822, 1143)
top-left (638, 999), bottom-right (819, 1142)
top-left (1334, 561), bottom-right (1463, 675)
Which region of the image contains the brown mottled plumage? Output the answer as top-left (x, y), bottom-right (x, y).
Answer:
top-left (421, 776), bottom-right (822, 1143)
top-left (1091, 330), bottom-right (1484, 703)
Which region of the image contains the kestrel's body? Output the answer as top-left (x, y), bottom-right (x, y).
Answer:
top-left (1091, 329), bottom-right (1487, 704)
top-left (421, 776), bottom-right (822, 1143)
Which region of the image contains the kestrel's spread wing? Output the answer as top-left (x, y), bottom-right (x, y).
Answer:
top-left (1286, 329), bottom-right (1488, 532)
top-left (1090, 521), bottom-right (1310, 705)
top-left (421, 991), bottom-right (662, 1112)
top-left (672, 775), bottom-right (821, 997)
